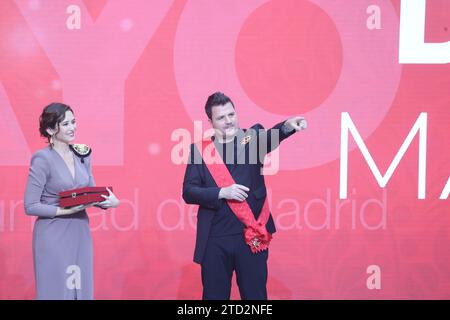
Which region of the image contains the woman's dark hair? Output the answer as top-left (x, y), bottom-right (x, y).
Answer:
top-left (204, 92), bottom-right (235, 120)
top-left (39, 102), bottom-right (74, 143)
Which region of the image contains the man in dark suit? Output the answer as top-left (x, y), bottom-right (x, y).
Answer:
top-left (182, 92), bottom-right (307, 300)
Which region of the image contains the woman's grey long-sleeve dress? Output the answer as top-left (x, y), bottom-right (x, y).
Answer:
top-left (24, 146), bottom-right (95, 300)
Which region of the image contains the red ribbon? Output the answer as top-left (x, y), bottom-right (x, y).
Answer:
top-left (198, 140), bottom-right (272, 253)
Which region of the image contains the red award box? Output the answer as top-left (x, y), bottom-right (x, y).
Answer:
top-left (59, 187), bottom-right (112, 208)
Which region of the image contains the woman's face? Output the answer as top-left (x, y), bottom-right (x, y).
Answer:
top-left (53, 110), bottom-right (76, 144)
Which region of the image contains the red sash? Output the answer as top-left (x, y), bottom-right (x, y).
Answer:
top-left (198, 140), bottom-right (272, 253)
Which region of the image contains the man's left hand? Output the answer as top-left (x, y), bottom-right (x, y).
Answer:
top-left (284, 116), bottom-right (307, 132)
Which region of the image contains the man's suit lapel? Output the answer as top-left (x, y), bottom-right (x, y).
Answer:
top-left (232, 129), bottom-right (246, 174)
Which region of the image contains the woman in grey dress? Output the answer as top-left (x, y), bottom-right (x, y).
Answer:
top-left (24, 103), bottom-right (120, 300)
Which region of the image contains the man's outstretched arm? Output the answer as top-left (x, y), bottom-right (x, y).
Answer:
top-left (259, 116), bottom-right (308, 155)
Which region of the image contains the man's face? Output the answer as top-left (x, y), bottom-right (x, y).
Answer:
top-left (209, 102), bottom-right (239, 139)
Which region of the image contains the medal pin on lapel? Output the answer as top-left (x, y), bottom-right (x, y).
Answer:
top-left (241, 135), bottom-right (252, 145)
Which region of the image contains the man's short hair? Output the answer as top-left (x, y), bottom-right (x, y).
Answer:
top-left (204, 92), bottom-right (235, 120)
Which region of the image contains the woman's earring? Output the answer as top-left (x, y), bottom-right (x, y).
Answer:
top-left (50, 134), bottom-right (54, 147)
